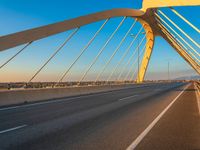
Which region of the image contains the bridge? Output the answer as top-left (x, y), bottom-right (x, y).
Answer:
top-left (0, 0), bottom-right (200, 149)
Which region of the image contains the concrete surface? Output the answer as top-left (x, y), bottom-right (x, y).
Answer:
top-left (0, 83), bottom-right (152, 107)
top-left (1, 82), bottom-right (199, 150)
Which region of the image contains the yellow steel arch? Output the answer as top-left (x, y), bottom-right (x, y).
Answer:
top-left (0, 9), bottom-right (144, 52)
top-left (142, 0), bottom-right (200, 11)
top-left (137, 19), bottom-right (155, 83)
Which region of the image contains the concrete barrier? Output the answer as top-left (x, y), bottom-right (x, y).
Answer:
top-left (0, 84), bottom-right (144, 107)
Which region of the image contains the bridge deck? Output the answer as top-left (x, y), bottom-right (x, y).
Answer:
top-left (136, 83), bottom-right (200, 150)
top-left (0, 82), bottom-right (199, 150)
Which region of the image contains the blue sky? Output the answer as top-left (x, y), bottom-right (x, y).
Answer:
top-left (0, 0), bottom-right (199, 82)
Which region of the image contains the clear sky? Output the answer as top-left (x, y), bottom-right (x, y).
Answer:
top-left (0, 0), bottom-right (199, 82)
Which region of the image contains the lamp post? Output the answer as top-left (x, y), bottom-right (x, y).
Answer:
top-left (130, 32), bottom-right (145, 83)
top-left (137, 39), bottom-right (140, 83)
top-left (168, 61), bottom-right (170, 81)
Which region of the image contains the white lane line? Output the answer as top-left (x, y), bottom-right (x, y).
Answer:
top-left (126, 84), bottom-right (190, 150)
top-left (0, 91), bottom-right (115, 111)
top-left (118, 95), bottom-right (139, 101)
top-left (194, 84), bottom-right (200, 115)
top-left (0, 124), bottom-right (27, 134)
top-left (0, 83), bottom-right (175, 111)
top-left (0, 85), bottom-right (153, 111)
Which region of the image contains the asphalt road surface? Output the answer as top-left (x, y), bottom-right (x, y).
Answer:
top-left (0, 82), bottom-right (199, 150)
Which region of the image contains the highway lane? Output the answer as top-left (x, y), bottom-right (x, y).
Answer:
top-left (135, 83), bottom-right (200, 150)
top-left (0, 82), bottom-right (196, 150)
top-left (0, 82), bottom-right (180, 130)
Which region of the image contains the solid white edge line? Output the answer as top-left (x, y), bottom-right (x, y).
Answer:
top-left (0, 91), bottom-right (114, 111)
top-left (0, 124), bottom-right (27, 134)
top-left (194, 83), bottom-right (200, 115)
top-left (0, 83), bottom-right (176, 111)
top-left (0, 84), bottom-right (153, 111)
top-left (126, 83), bottom-right (190, 150)
top-left (119, 95), bottom-right (139, 101)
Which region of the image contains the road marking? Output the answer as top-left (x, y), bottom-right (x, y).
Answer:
top-left (0, 125), bottom-right (27, 134)
top-left (126, 84), bottom-right (190, 150)
top-left (0, 83), bottom-right (177, 111)
top-left (0, 91), bottom-right (115, 111)
top-left (194, 83), bottom-right (200, 115)
top-left (119, 95), bottom-right (139, 101)
top-left (0, 84), bottom-right (154, 111)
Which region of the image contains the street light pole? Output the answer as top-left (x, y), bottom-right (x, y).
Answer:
top-left (130, 32), bottom-right (145, 83)
top-left (168, 61), bottom-right (170, 81)
top-left (137, 39), bottom-right (140, 83)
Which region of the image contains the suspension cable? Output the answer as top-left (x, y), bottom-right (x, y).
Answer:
top-left (130, 66), bottom-right (138, 82)
top-left (155, 13), bottom-right (200, 58)
top-left (93, 18), bottom-right (131, 82)
top-left (158, 23), bottom-right (197, 67)
top-left (28, 28), bottom-right (79, 83)
top-left (62, 17), bottom-right (126, 84)
top-left (55, 19), bottom-right (109, 86)
top-left (124, 37), bottom-right (146, 81)
top-left (157, 21), bottom-right (200, 63)
top-left (94, 18), bottom-right (131, 82)
top-left (0, 42), bottom-right (32, 70)
top-left (163, 30), bottom-right (197, 68)
top-left (117, 35), bottom-right (146, 81)
top-left (169, 7), bottom-right (200, 33)
top-left (106, 25), bottom-right (143, 82)
top-left (78, 17), bottom-right (129, 83)
top-left (158, 10), bottom-right (200, 49)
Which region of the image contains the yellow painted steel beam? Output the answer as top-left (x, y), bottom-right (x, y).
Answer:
top-left (142, 0), bottom-right (200, 11)
top-left (136, 19), bottom-right (155, 83)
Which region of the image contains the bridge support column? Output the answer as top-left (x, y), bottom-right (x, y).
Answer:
top-left (136, 19), bottom-right (155, 83)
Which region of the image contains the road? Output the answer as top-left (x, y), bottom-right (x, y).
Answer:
top-left (0, 82), bottom-right (199, 150)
